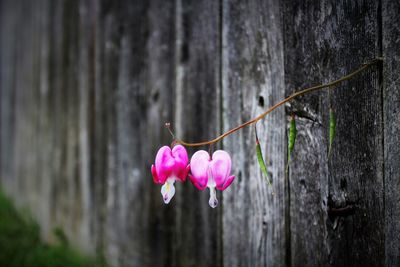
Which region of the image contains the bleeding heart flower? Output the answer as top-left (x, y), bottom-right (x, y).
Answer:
top-left (189, 150), bottom-right (235, 208)
top-left (151, 145), bottom-right (190, 204)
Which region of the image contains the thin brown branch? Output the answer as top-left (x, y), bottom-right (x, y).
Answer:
top-left (176, 58), bottom-right (382, 147)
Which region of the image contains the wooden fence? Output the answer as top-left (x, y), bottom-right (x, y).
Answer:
top-left (0, 0), bottom-right (399, 266)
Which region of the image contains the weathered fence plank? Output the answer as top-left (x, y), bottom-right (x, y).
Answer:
top-left (283, 1), bottom-right (383, 266)
top-left (282, 2), bottom-right (330, 265)
top-left (144, 0), bottom-right (177, 266)
top-left (0, 0), bottom-right (18, 197)
top-left (173, 1), bottom-right (222, 266)
top-left (383, 0), bottom-right (400, 266)
top-left (222, 0), bottom-right (287, 266)
top-left (94, 0), bottom-right (177, 266)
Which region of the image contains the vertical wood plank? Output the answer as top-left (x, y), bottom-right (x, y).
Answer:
top-left (0, 0), bottom-right (18, 193)
top-left (0, 0), bottom-right (3, 182)
top-left (222, 0), bottom-right (287, 266)
top-left (282, 2), bottom-right (330, 265)
top-left (145, 0), bottom-right (177, 266)
top-left (282, 1), bottom-right (383, 266)
top-left (96, 0), bottom-right (177, 266)
top-left (173, 0), bottom-right (222, 266)
top-left (35, 0), bottom-right (53, 244)
top-left (93, 1), bottom-right (165, 266)
top-left (382, 0), bottom-right (400, 265)
top-left (76, 0), bottom-right (94, 252)
top-left (47, 0), bottom-right (86, 249)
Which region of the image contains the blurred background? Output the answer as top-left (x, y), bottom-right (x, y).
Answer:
top-left (0, 0), bottom-right (399, 266)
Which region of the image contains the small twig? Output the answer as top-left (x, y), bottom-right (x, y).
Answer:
top-left (165, 122), bottom-right (175, 139)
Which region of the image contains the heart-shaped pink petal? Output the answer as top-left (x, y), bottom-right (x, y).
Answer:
top-left (210, 150), bottom-right (232, 190)
top-left (189, 150), bottom-right (210, 190)
top-left (216, 175), bottom-right (235, 190)
top-left (154, 146), bottom-right (174, 183)
top-left (171, 145), bottom-right (189, 171)
top-left (152, 145), bottom-right (189, 184)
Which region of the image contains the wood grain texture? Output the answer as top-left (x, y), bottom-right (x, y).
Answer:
top-left (0, 0), bottom-right (17, 193)
top-left (145, 0), bottom-right (177, 266)
top-left (282, 1), bottom-right (331, 265)
top-left (221, 0), bottom-right (287, 266)
top-left (0, 0), bottom-right (178, 266)
top-left (173, 1), bottom-right (222, 266)
top-left (382, 0), bottom-right (400, 265)
top-left (283, 1), bottom-right (383, 266)
top-left (0, 0), bottom-right (89, 249)
top-left (94, 0), bottom-right (177, 266)
top-left (0, 0), bottom-right (397, 266)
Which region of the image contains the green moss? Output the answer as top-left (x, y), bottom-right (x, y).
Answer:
top-left (0, 189), bottom-right (108, 267)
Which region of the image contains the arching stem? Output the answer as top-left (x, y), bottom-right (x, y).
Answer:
top-left (175, 58), bottom-right (382, 147)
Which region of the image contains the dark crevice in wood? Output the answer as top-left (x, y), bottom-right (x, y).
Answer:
top-left (383, 1), bottom-right (400, 264)
top-left (218, 0), bottom-right (224, 153)
top-left (285, 167), bottom-right (292, 267)
top-left (285, 101), bottom-right (320, 125)
top-left (328, 205), bottom-right (355, 218)
top-left (377, 0), bottom-right (385, 242)
top-left (280, 1), bottom-right (292, 266)
top-left (88, 0), bottom-right (97, 242)
top-left (279, 1), bottom-right (292, 267)
top-left (180, 3), bottom-right (190, 64)
top-left (218, 1), bottom-right (224, 266)
top-left (377, 0), bottom-right (383, 57)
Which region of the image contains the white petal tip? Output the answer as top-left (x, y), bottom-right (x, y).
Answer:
top-left (208, 186), bottom-right (218, 208)
top-left (161, 180), bottom-right (175, 204)
top-left (163, 195), bottom-right (172, 204)
top-left (209, 198), bottom-right (218, 208)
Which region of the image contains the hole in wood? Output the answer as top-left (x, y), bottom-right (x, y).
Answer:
top-left (340, 178), bottom-right (347, 190)
top-left (152, 90), bottom-right (159, 102)
top-left (258, 96), bottom-right (264, 107)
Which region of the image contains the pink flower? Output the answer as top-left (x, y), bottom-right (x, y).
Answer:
top-left (189, 150), bottom-right (235, 208)
top-left (151, 145), bottom-right (190, 204)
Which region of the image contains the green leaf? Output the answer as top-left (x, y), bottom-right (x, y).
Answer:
top-left (256, 140), bottom-right (272, 187)
top-left (328, 108), bottom-right (336, 157)
top-left (286, 115), bottom-right (297, 172)
top-left (254, 124), bottom-right (272, 189)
